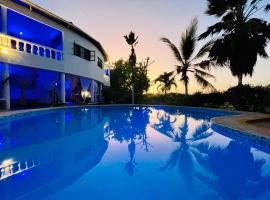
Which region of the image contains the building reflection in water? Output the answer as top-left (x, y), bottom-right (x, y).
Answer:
top-left (0, 108), bottom-right (108, 200)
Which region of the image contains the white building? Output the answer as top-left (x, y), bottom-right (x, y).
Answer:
top-left (0, 0), bottom-right (110, 109)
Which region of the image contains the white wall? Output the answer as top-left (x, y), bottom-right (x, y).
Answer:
top-left (0, 0), bottom-right (109, 86)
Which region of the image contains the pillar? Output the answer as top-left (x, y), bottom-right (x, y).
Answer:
top-left (1, 6), bottom-right (7, 34)
top-left (1, 63), bottom-right (10, 109)
top-left (100, 84), bottom-right (103, 101)
top-left (1, 6), bottom-right (10, 109)
top-left (60, 72), bottom-right (65, 104)
top-left (90, 79), bottom-right (95, 103)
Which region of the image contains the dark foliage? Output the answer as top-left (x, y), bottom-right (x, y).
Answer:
top-left (102, 59), bottom-right (150, 103)
top-left (141, 85), bottom-right (270, 113)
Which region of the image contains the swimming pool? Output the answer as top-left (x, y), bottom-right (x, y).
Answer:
top-left (0, 106), bottom-right (270, 200)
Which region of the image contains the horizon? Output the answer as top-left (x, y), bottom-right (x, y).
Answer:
top-left (31, 0), bottom-right (270, 94)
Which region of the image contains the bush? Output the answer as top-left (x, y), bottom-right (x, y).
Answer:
top-left (224, 85), bottom-right (270, 112)
top-left (140, 84), bottom-right (270, 113)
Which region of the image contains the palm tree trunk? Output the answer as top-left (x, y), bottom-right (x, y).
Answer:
top-left (184, 82), bottom-right (188, 96)
top-left (131, 66), bottom-right (135, 104)
top-left (237, 74), bottom-right (243, 87)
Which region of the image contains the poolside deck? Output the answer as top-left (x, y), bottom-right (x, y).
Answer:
top-left (212, 112), bottom-right (270, 140)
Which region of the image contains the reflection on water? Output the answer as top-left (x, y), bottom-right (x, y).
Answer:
top-left (0, 106), bottom-right (270, 200)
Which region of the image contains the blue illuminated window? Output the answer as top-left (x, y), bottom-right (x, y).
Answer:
top-left (105, 69), bottom-right (110, 76)
top-left (7, 9), bottom-right (63, 50)
top-left (57, 52), bottom-right (62, 60)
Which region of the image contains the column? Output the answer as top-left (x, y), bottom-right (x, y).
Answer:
top-left (1, 64), bottom-right (10, 109)
top-left (90, 79), bottom-right (95, 103)
top-left (1, 6), bottom-right (7, 34)
top-left (60, 72), bottom-right (65, 104)
top-left (100, 84), bottom-right (103, 102)
top-left (1, 6), bottom-right (10, 110)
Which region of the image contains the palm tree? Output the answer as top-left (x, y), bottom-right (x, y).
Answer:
top-left (124, 31), bottom-right (139, 104)
top-left (154, 71), bottom-right (177, 95)
top-left (161, 18), bottom-right (215, 96)
top-left (199, 0), bottom-right (270, 86)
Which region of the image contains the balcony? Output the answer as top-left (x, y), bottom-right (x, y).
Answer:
top-left (0, 33), bottom-right (63, 61)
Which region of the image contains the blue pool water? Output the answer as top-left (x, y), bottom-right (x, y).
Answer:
top-left (0, 106), bottom-right (270, 200)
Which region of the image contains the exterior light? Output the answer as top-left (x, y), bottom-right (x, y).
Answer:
top-left (20, 32), bottom-right (23, 35)
top-left (1, 49), bottom-right (9, 55)
top-left (81, 90), bottom-right (91, 102)
top-left (1, 159), bottom-right (14, 167)
top-left (81, 90), bottom-right (91, 98)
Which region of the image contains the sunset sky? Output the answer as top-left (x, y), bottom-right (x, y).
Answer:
top-left (31, 0), bottom-right (270, 94)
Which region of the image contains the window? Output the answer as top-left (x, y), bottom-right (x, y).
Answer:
top-left (74, 43), bottom-right (81, 57)
top-left (90, 51), bottom-right (95, 61)
top-left (97, 57), bottom-right (103, 68)
top-left (73, 42), bottom-right (95, 61)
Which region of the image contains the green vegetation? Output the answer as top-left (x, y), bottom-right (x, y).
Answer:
top-left (161, 18), bottom-right (215, 96)
top-left (142, 85), bottom-right (270, 113)
top-left (103, 59), bottom-right (150, 104)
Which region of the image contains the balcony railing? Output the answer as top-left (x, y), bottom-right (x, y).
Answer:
top-left (0, 33), bottom-right (64, 61)
top-left (0, 151), bottom-right (59, 180)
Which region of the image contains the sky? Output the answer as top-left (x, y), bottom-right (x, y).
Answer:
top-left (31, 0), bottom-right (270, 94)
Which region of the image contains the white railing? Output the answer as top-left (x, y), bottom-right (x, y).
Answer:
top-left (0, 151), bottom-right (59, 180)
top-left (0, 33), bottom-right (64, 61)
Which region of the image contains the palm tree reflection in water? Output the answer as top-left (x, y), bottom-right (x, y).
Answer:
top-left (106, 107), bottom-right (152, 176)
top-left (154, 111), bottom-right (213, 191)
top-left (153, 109), bottom-right (270, 199)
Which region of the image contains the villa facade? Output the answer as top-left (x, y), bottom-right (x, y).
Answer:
top-left (0, 0), bottom-right (110, 109)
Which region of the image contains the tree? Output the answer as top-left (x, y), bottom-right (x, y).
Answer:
top-left (154, 71), bottom-right (177, 94)
top-left (161, 18), bottom-right (215, 96)
top-left (109, 59), bottom-right (150, 103)
top-left (124, 31), bottom-right (139, 104)
top-left (199, 0), bottom-right (270, 86)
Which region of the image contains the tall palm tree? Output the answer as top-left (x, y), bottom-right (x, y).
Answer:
top-left (124, 31), bottom-right (139, 104)
top-left (199, 0), bottom-right (270, 86)
top-left (161, 18), bottom-right (215, 96)
top-left (154, 71), bottom-right (177, 95)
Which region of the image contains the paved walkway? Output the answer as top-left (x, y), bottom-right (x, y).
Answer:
top-left (212, 112), bottom-right (270, 139)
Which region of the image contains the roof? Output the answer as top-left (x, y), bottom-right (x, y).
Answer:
top-left (10, 0), bottom-right (108, 61)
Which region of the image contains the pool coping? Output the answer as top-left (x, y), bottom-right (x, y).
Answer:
top-left (0, 104), bottom-right (269, 143)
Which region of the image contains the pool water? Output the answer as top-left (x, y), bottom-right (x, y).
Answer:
top-left (0, 106), bottom-right (270, 200)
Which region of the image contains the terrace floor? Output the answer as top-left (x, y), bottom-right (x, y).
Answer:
top-left (213, 111), bottom-right (270, 140)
